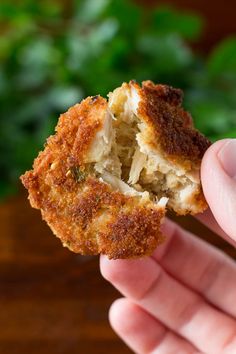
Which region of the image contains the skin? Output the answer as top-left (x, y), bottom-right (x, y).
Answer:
top-left (100, 139), bottom-right (236, 354)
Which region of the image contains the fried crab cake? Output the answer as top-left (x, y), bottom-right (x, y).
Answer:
top-left (21, 80), bottom-right (210, 259)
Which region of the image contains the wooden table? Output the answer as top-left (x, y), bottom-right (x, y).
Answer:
top-left (0, 193), bottom-right (235, 354)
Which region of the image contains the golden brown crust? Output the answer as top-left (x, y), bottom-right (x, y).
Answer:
top-left (21, 95), bottom-right (165, 259)
top-left (21, 95), bottom-right (107, 210)
top-left (98, 206), bottom-right (165, 259)
top-left (135, 80), bottom-right (211, 170)
top-left (21, 80), bottom-right (210, 259)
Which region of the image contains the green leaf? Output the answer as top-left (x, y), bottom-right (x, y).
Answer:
top-left (90, 19), bottom-right (119, 45)
top-left (16, 36), bottom-right (60, 89)
top-left (47, 85), bottom-right (83, 111)
top-left (67, 19), bottom-right (118, 71)
top-left (0, 2), bottom-right (19, 20)
top-left (76, 0), bottom-right (111, 23)
top-left (137, 34), bottom-right (193, 73)
top-left (18, 36), bottom-right (58, 68)
top-left (186, 95), bottom-right (234, 135)
top-left (209, 129), bottom-right (236, 142)
top-left (66, 34), bottom-right (90, 71)
top-left (105, 0), bottom-right (141, 35)
top-left (0, 68), bottom-right (7, 94)
top-left (208, 37), bottom-right (236, 77)
top-left (151, 6), bottom-right (203, 40)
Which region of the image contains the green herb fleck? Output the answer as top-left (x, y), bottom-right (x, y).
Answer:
top-left (70, 166), bottom-right (87, 182)
top-left (95, 195), bottom-right (101, 203)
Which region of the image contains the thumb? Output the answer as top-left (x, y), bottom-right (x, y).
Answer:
top-left (201, 139), bottom-right (236, 241)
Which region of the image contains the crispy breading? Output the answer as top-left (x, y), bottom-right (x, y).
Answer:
top-left (139, 81), bottom-right (210, 167)
top-left (21, 94), bottom-right (165, 259)
top-left (21, 81), bottom-right (211, 259)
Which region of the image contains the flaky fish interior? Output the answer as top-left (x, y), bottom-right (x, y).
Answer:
top-left (88, 81), bottom-right (209, 214)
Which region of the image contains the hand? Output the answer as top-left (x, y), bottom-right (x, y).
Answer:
top-left (100, 139), bottom-right (236, 354)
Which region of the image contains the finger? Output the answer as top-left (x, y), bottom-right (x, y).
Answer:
top-left (201, 139), bottom-right (236, 241)
top-left (100, 256), bottom-right (236, 353)
top-left (195, 209), bottom-right (236, 247)
top-left (109, 298), bottom-right (200, 354)
top-left (153, 219), bottom-right (236, 318)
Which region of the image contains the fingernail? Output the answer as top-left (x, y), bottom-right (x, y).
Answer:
top-left (217, 140), bottom-right (236, 180)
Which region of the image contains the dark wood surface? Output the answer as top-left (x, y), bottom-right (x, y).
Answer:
top-left (0, 192), bottom-right (235, 354)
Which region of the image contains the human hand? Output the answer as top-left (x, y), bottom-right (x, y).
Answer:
top-left (100, 139), bottom-right (236, 354)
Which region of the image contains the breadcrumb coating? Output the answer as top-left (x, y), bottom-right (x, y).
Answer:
top-left (21, 81), bottom-right (210, 259)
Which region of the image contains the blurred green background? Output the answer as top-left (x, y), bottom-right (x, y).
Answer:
top-left (0, 0), bottom-right (236, 200)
